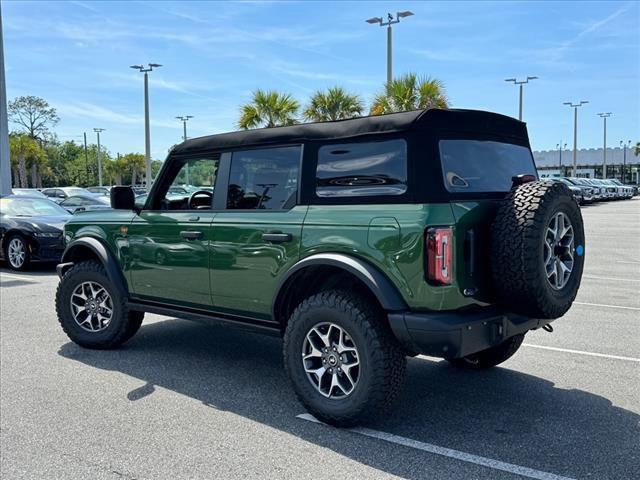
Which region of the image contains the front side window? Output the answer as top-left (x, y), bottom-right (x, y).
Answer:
top-left (226, 146), bottom-right (300, 210)
top-left (152, 156), bottom-right (219, 210)
top-left (316, 139), bottom-right (407, 197)
top-left (440, 140), bottom-right (537, 193)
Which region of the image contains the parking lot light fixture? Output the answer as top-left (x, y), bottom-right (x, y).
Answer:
top-left (93, 128), bottom-right (105, 187)
top-left (564, 101), bottom-right (589, 177)
top-left (597, 113), bottom-right (612, 179)
top-left (620, 140), bottom-right (631, 183)
top-left (176, 115), bottom-right (194, 184)
top-left (365, 10), bottom-right (414, 85)
top-left (131, 63), bottom-right (162, 192)
top-left (504, 76), bottom-right (538, 121)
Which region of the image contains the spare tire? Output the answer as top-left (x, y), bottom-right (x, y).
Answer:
top-left (491, 181), bottom-right (585, 319)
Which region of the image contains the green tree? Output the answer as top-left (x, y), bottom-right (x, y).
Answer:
top-left (238, 90), bottom-right (299, 129)
top-left (303, 87), bottom-right (364, 122)
top-left (9, 134), bottom-right (45, 188)
top-left (8, 95), bottom-right (59, 140)
top-left (370, 73), bottom-right (449, 115)
top-left (121, 153), bottom-right (146, 185)
top-left (635, 142), bottom-right (639, 157)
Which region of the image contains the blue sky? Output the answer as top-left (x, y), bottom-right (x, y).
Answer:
top-left (3, 0), bottom-right (639, 159)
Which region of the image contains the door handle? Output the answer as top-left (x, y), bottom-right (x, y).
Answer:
top-left (262, 232), bottom-right (292, 243)
top-left (188, 216), bottom-right (200, 222)
top-left (180, 231), bottom-right (203, 241)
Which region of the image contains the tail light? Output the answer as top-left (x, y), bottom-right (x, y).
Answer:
top-left (426, 227), bottom-right (452, 285)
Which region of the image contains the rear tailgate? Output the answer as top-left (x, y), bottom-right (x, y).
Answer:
top-left (438, 139), bottom-right (538, 303)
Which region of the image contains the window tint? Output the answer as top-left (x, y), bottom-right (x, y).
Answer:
top-left (227, 146), bottom-right (300, 210)
top-left (316, 139), bottom-right (407, 197)
top-left (439, 140), bottom-right (537, 193)
top-left (157, 156), bottom-right (219, 210)
top-left (61, 197), bottom-right (81, 207)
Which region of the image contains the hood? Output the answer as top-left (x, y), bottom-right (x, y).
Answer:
top-left (12, 215), bottom-right (71, 232)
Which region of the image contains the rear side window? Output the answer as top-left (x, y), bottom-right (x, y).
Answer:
top-left (440, 140), bottom-right (537, 193)
top-left (227, 146), bottom-right (300, 210)
top-left (316, 139), bottom-right (407, 197)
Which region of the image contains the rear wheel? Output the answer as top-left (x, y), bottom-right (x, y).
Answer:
top-left (283, 290), bottom-right (406, 427)
top-left (448, 334), bottom-right (525, 370)
top-left (56, 260), bottom-right (143, 349)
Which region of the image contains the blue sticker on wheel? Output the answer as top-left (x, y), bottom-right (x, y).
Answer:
top-left (576, 245), bottom-right (584, 256)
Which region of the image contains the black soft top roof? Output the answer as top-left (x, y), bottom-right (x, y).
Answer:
top-left (171, 108), bottom-right (528, 155)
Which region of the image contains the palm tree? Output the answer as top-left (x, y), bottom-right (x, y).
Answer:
top-left (9, 134), bottom-right (44, 188)
top-left (370, 73), bottom-right (449, 115)
top-left (303, 87), bottom-right (364, 122)
top-left (237, 90), bottom-right (299, 130)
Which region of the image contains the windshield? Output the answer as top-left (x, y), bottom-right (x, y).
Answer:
top-left (440, 140), bottom-right (537, 193)
top-left (0, 197), bottom-right (70, 217)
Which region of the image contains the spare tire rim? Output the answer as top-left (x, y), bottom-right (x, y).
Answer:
top-left (544, 212), bottom-right (575, 290)
top-left (70, 281), bottom-right (113, 332)
top-left (302, 322), bottom-right (360, 399)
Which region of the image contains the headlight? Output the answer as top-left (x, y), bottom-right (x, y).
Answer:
top-left (35, 232), bottom-right (61, 238)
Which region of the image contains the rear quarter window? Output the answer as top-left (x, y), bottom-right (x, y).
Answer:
top-left (440, 140), bottom-right (537, 193)
top-left (316, 139), bottom-right (407, 197)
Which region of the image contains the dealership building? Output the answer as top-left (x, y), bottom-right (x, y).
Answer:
top-left (533, 146), bottom-right (639, 183)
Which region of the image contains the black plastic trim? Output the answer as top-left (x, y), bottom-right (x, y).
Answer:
top-left (388, 308), bottom-right (548, 359)
top-left (60, 237), bottom-right (129, 296)
top-left (273, 253), bottom-right (408, 320)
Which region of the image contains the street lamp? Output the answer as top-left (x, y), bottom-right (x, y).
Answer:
top-left (504, 76), bottom-right (537, 121)
top-left (556, 142), bottom-right (567, 172)
top-left (176, 115), bottom-right (193, 185)
top-left (131, 63), bottom-right (162, 192)
top-left (597, 112), bottom-right (612, 179)
top-left (366, 10), bottom-right (414, 85)
top-left (620, 139), bottom-right (631, 183)
top-left (93, 128), bottom-right (105, 187)
top-left (563, 101), bottom-right (589, 177)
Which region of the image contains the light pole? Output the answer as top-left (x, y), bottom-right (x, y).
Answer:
top-left (131, 63), bottom-right (162, 192)
top-left (366, 10), bottom-right (414, 85)
top-left (556, 142), bottom-right (567, 173)
top-left (597, 112), bottom-right (612, 178)
top-left (504, 76), bottom-right (538, 121)
top-left (176, 115), bottom-right (193, 185)
top-left (0, 4), bottom-right (11, 195)
top-left (563, 101), bottom-right (588, 177)
top-left (93, 128), bottom-right (105, 187)
top-left (620, 140), bottom-right (631, 183)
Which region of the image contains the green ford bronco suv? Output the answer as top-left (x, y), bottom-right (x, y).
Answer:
top-left (56, 108), bottom-right (585, 426)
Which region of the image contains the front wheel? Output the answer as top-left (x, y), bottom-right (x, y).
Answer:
top-left (56, 260), bottom-right (144, 349)
top-left (283, 290), bottom-right (406, 427)
top-left (447, 334), bottom-right (525, 370)
top-left (5, 235), bottom-right (30, 271)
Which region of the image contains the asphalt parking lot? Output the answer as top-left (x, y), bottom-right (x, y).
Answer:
top-left (1, 198), bottom-right (638, 480)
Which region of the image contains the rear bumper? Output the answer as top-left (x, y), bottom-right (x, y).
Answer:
top-left (388, 308), bottom-right (550, 359)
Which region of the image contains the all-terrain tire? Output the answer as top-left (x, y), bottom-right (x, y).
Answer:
top-left (491, 181), bottom-right (585, 319)
top-left (283, 290), bottom-right (406, 427)
top-left (448, 334), bottom-right (525, 370)
top-left (56, 260), bottom-right (143, 349)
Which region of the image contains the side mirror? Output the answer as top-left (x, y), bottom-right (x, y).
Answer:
top-left (110, 186), bottom-right (137, 211)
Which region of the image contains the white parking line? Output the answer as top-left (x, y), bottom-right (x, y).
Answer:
top-left (523, 344), bottom-right (640, 363)
top-left (573, 301), bottom-right (640, 311)
top-left (582, 275), bottom-right (640, 283)
top-left (0, 273), bottom-right (35, 282)
top-left (297, 413), bottom-right (576, 480)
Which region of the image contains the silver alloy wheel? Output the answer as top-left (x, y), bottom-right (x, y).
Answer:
top-left (7, 237), bottom-right (26, 269)
top-left (544, 212), bottom-right (575, 290)
top-left (302, 322), bottom-right (360, 399)
top-left (69, 281), bottom-right (114, 332)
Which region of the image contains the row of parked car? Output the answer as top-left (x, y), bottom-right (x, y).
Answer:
top-left (550, 177), bottom-right (638, 205)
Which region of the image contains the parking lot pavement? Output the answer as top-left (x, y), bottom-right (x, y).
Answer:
top-left (1, 198), bottom-right (638, 480)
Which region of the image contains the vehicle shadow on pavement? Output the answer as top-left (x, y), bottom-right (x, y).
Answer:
top-left (58, 319), bottom-right (639, 479)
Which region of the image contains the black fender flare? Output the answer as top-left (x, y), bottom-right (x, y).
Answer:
top-left (58, 236), bottom-right (129, 297)
top-left (273, 253), bottom-right (408, 320)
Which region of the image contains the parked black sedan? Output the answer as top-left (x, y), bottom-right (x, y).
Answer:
top-left (0, 196), bottom-right (71, 270)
